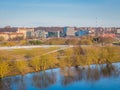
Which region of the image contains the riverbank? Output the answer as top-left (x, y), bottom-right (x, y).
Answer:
top-left (6, 61), bottom-right (120, 78)
top-left (0, 45), bottom-right (120, 78)
top-left (1, 62), bottom-right (120, 90)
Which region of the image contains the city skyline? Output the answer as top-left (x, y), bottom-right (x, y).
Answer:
top-left (0, 0), bottom-right (120, 27)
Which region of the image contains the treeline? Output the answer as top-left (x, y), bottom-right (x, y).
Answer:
top-left (0, 37), bottom-right (93, 46)
top-left (0, 46), bottom-right (120, 79)
top-left (0, 55), bottom-right (58, 78)
top-left (59, 46), bottom-right (120, 68)
top-left (0, 36), bottom-right (116, 46)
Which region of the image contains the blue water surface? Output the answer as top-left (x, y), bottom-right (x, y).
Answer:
top-left (1, 63), bottom-right (120, 90)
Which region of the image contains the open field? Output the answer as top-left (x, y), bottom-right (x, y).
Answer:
top-left (0, 47), bottom-right (61, 61)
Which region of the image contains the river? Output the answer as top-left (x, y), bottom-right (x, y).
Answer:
top-left (0, 62), bottom-right (120, 90)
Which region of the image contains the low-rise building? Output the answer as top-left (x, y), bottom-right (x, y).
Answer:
top-left (34, 30), bottom-right (47, 38)
top-left (116, 28), bottom-right (120, 34)
top-left (48, 31), bottom-right (60, 38)
top-left (0, 33), bottom-right (10, 40)
top-left (100, 34), bottom-right (115, 38)
top-left (0, 32), bottom-right (24, 40)
top-left (9, 33), bottom-right (24, 40)
top-left (17, 28), bottom-right (34, 39)
top-left (75, 30), bottom-right (89, 37)
top-left (0, 27), bottom-right (35, 40)
top-left (116, 28), bottom-right (120, 38)
top-left (63, 27), bottom-right (75, 37)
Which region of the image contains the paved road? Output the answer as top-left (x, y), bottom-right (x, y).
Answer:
top-left (0, 45), bottom-right (76, 50)
top-left (0, 45), bottom-right (95, 50)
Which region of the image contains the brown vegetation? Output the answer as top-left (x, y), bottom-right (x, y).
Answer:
top-left (0, 46), bottom-right (120, 79)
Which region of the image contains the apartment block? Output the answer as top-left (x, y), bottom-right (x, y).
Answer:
top-left (17, 28), bottom-right (34, 39)
top-left (63, 27), bottom-right (75, 37)
top-left (75, 30), bottom-right (89, 37)
top-left (34, 30), bottom-right (47, 38)
top-left (48, 31), bottom-right (60, 38)
top-left (0, 32), bottom-right (24, 40)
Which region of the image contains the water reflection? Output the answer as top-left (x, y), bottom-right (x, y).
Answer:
top-left (1, 76), bottom-right (27, 90)
top-left (0, 63), bottom-right (120, 90)
top-left (60, 63), bottom-right (120, 86)
top-left (0, 78), bottom-right (12, 90)
top-left (0, 70), bottom-right (56, 90)
top-left (101, 64), bottom-right (119, 77)
top-left (32, 70), bottom-right (56, 88)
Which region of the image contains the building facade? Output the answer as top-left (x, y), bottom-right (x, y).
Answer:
top-left (48, 31), bottom-right (60, 38)
top-left (17, 28), bottom-right (34, 39)
top-left (0, 33), bottom-right (10, 40)
top-left (117, 28), bottom-right (120, 33)
top-left (75, 30), bottom-right (89, 36)
top-left (34, 30), bottom-right (47, 38)
top-left (63, 27), bottom-right (75, 37)
top-left (116, 28), bottom-right (120, 38)
top-left (0, 32), bottom-right (24, 40)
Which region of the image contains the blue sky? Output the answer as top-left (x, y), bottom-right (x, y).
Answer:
top-left (0, 0), bottom-right (120, 27)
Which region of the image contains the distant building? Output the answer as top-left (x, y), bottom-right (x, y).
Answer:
top-left (17, 28), bottom-right (34, 39)
top-left (63, 27), bottom-right (75, 37)
top-left (9, 33), bottom-right (24, 40)
top-left (48, 31), bottom-right (60, 38)
top-left (34, 30), bottom-right (47, 38)
top-left (116, 28), bottom-right (120, 33)
top-left (35, 27), bottom-right (63, 38)
top-left (116, 28), bottom-right (120, 38)
top-left (0, 27), bottom-right (35, 40)
top-left (100, 34), bottom-right (115, 38)
top-left (0, 33), bottom-right (10, 40)
top-left (75, 30), bottom-right (89, 36)
top-left (0, 32), bottom-right (24, 40)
